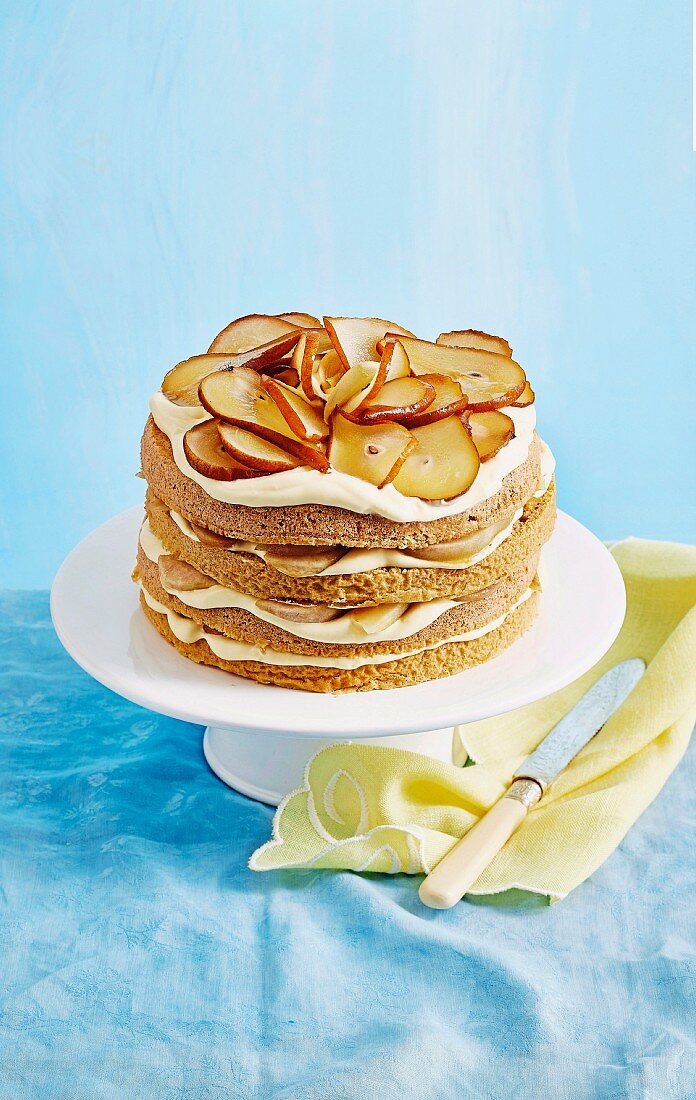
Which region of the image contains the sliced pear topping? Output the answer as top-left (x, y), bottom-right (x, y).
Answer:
top-left (328, 414), bottom-right (416, 487)
top-left (406, 374), bottom-right (469, 428)
top-left (183, 420), bottom-right (261, 481)
top-left (510, 380), bottom-right (535, 407)
top-left (262, 544), bottom-right (347, 577)
top-left (218, 423), bottom-right (301, 473)
top-left (468, 410), bottom-right (515, 462)
top-left (436, 329), bottom-right (513, 357)
top-left (208, 314), bottom-right (299, 353)
top-left (395, 337), bottom-right (526, 410)
top-left (277, 312), bottom-right (322, 327)
top-left (323, 361), bottom-right (383, 422)
top-left (306, 349), bottom-right (345, 403)
top-left (162, 354), bottom-right (243, 406)
top-left (392, 417), bottom-right (480, 500)
top-left (381, 337), bottom-right (412, 381)
top-left (407, 513), bottom-right (515, 563)
top-left (262, 377), bottom-right (329, 442)
top-left (354, 376), bottom-right (436, 425)
top-left (158, 554), bottom-right (216, 591)
top-left (324, 317), bottom-right (415, 372)
top-left (199, 367), bottom-right (329, 471)
top-left (255, 598), bottom-right (343, 623)
top-left (350, 603), bottom-right (409, 634)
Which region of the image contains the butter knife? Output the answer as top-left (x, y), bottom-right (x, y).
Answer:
top-left (419, 658), bottom-right (645, 909)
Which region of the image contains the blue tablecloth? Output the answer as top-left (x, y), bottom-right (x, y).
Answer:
top-left (1, 591), bottom-right (694, 1099)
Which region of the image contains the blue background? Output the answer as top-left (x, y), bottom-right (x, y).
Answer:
top-left (0, 0), bottom-right (694, 587)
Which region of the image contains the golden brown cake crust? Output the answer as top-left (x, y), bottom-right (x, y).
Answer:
top-left (145, 482), bottom-right (555, 606)
top-left (136, 549), bottom-right (538, 657)
top-left (138, 587), bottom-right (540, 693)
top-left (141, 416), bottom-right (542, 548)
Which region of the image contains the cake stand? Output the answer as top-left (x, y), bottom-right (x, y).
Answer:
top-left (51, 507), bottom-right (626, 805)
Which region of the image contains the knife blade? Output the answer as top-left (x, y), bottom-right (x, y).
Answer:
top-left (419, 658), bottom-right (646, 909)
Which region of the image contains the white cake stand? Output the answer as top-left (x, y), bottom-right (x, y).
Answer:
top-left (51, 506), bottom-right (625, 804)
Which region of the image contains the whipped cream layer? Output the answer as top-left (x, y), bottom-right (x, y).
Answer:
top-left (140, 521), bottom-right (509, 644)
top-left (150, 391), bottom-right (538, 523)
top-left (140, 583), bottom-right (533, 670)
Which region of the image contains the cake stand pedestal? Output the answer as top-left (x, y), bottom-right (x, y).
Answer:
top-left (51, 507), bottom-right (626, 806)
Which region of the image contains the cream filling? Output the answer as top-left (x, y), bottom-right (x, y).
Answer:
top-left (149, 390), bottom-right (537, 522)
top-left (140, 583), bottom-right (533, 670)
top-left (140, 521), bottom-right (472, 644)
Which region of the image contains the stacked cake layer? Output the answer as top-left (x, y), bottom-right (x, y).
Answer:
top-left (134, 314), bottom-right (556, 692)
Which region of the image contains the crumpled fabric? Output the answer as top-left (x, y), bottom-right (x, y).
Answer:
top-left (251, 539), bottom-right (696, 901)
top-left (1, 581), bottom-right (695, 1097)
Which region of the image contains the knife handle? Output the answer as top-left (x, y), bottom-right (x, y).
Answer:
top-left (418, 779), bottom-right (543, 909)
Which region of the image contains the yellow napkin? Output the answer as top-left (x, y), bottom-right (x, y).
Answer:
top-left (250, 539), bottom-right (696, 900)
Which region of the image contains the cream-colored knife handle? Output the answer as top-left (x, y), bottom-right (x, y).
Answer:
top-left (418, 779), bottom-right (543, 909)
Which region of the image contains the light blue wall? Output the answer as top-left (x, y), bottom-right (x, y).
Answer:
top-left (1, 1), bottom-right (693, 588)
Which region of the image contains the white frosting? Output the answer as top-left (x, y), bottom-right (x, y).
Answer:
top-left (140, 521), bottom-right (483, 644)
top-left (140, 583), bottom-right (533, 670)
top-left (534, 439), bottom-right (556, 497)
top-left (149, 390), bottom-right (537, 523)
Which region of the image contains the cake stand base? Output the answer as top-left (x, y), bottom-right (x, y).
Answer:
top-left (202, 725), bottom-right (456, 805)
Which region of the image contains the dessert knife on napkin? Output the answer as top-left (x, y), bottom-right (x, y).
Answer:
top-left (419, 658), bottom-right (646, 909)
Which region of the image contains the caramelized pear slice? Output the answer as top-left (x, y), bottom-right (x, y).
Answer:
top-left (350, 603), bottom-right (408, 634)
top-left (218, 423), bottom-right (301, 473)
top-left (262, 377), bottom-right (329, 442)
top-left (262, 544), bottom-right (346, 577)
top-left (468, 410), bottom-right (515, 462)
top-left (436, 329), bottom-right (512, 357)
top-left (162, 354), bottom-right (242, 405)
top-left (353, 376), bottom-right (436, 425)
top-left (381, 337), bottom-right (412, 380)
top-left (183, 420), bottom-right (261, 481)
top-left (208, 314), bottom-right (299, 353)
top-left (277, 312), bottom-right (322, 327)
top-left (328, 414), bottom-right (416, 488)
top-left (406, 374), bottom-right (469, 428)
top-left (510, 380), bottom-right (535, 407)
top-left (324, 317), bottom-right (415, 372)
top-left (189, 521), bottom-right (240, 549)
top-left (392, 417), bottom-right (480, 500)
top-left (255, 598), bottom-right (343, 623)
top-left (199, 368), bottom-right (329, 471)
top-left (394, 337), bottom-right (525, 410)
top-left (158, 554), bottom-right (216, 591)
top-left (323, 361), bottom-right (384, 422)
top-left (408, 513), bottom-right (515, 563)
top-left (305, 348), bottom-right (344, 403)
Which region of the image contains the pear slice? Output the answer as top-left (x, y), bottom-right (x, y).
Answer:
top-left (392, 417), bottom-right (480, 500)
top-left (255, 598), bottom-right (343, 623)
top-left (189, 521), bottom-right (240, 549)
top-left (324, 317), bottom-right (415, 372)
top-left (396, 337), bottom-right (526, 410)
top-left (510, 380), bottom-right (535, 407)
top-left (304, 348), bottom-right (344, 403)
top-left (382, 338), bottom-right (412, 380)
top-left (322, 361), bottom-right (384, 422)
top-left (159, 554), bottom-right (216, 591)
top-left (468, 410), bottom-right (515, 462)
top-left (328, 414), bottom-right (416, 488)
top-left (350, 603), bottom-right (408, 634)
top-left (199, 368), bottom-right (329, 471)
top-left (183, 420), bottom-right (261, 481)
top-left (406, 374), bottom-right (469, 428)
top-left (271, 366), bottom-right (300, 388)
top-left (262, 544), bottom-right (347, 577)
top-left (218, 423), bottom-right (301, 473)
top-left (208, 314), bottom-right (299, 353)
top-left (407, 513), bottom-right (515, 563)
top-left (277, 312), bottom-right (321, 327)
top-left (162, 354), bottom-right (243, 405)
top-left (262, 377), bottom-right (329, 442)
top-left (353, 376), bottom-right (436, 425)
top-left (436, 329), bottom-right (513, 357)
